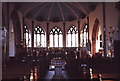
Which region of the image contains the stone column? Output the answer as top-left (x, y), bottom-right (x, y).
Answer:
top-left (78, 20), bottom-right (81, 58)
top-left (22, 16), bottom-right (25, 47)
top-left (63, 22), bottom-right (66, 47)
top-left (78, 20), bottom-right (80, 47)
top-left (47, 23), bottom-right (49, 48)
top-left (87, 17), bottom-right (89, 42)
top-left (87, 17), bottom-right (91, 51)
top-left (31, 20), bottom-right (34, 54)
top-left (103, 2), bottom-right (107, 57)
top-left (6, 3), bottom-right (10, 61)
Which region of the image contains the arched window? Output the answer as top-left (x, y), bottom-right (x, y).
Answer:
top-left (24, 25), bottom-right (31, 47)
top-left (34, 26), bottom-right (46, 47)
top-left (80, 24), bottom-right (88, 47)
top-left (50, 27), bottom-right (63, 47)
top-left (66, 25), bottom-right (78, 47)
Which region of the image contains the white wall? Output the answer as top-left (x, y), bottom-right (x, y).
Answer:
top-left (89, 3), bottom-right (103, 43)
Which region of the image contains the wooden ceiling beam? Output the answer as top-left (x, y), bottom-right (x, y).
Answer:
top-left (47, 2), bottom-right (54, 22)
top-left (33, 3), bottom-right (49, 19)
top-left (63, 3), bottom-right (79, 19)
top-left (24, 3), bottom-right (44, 15)
top-left (70, 3), bottom-right (88, 16)
top-left (58, 2), bottom-right (65, 21)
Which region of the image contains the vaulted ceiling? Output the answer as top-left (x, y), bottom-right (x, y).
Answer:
top-left (12, 2), bottom-right (98, 22)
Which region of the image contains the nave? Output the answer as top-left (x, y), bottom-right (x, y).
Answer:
top-left (2, 53), bottom-right (119, 80)
top-left (2, 2), bottom-right (120, 81)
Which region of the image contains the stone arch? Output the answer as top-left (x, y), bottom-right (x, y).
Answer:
top-left (92, 18), bottom-right (99, 55)
top-left (10, 9), bottom-right (22, 57)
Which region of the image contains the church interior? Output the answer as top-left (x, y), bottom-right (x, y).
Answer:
top-left (2, 2), bottom-right (120, 80)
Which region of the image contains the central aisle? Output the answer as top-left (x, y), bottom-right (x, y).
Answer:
top-left (44, 70), bottom-right (68, 79)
